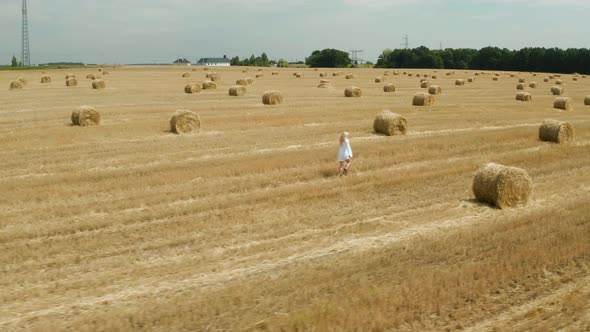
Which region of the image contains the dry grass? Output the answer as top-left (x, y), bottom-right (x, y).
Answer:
top-left (0, 66), bottom-right (589, 331)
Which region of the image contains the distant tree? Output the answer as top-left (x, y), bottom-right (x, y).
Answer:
top-left (277, 59), bottom-right (289, 67)
top-left (305, 49), bottom-right (352, 68)
top-left (230, 56), bottom-right (240, 66)
top-left (11, 55), bottom-right (17, 67)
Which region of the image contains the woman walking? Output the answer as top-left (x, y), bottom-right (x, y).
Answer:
top-left (338, 132), bottom-right (353, 176)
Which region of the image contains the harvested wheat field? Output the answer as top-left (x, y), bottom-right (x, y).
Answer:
top-left (1, 66), bottom-right (589, 331)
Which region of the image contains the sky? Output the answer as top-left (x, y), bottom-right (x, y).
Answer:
top-left (0, 0), bottom-right (589, 65)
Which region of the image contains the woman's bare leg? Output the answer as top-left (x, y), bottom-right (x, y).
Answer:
top-left (338, 161), bottom-right (345, 176)
top-left (344, 159), bottom-right (351, 174)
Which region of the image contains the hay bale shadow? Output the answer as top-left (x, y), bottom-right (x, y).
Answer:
top-left (461, 198), bottom-right (498, 209)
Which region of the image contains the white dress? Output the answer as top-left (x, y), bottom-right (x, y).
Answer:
top-left (338, 138), bottom-right (353, 161)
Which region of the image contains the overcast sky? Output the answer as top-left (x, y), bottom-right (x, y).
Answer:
top-left (1, 0), bottom-right (589, 65)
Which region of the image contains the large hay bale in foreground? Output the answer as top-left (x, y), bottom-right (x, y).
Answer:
top-left (473, 163), bottom-right (532, 209)
top-left (373, 110), bottom-right (407, 136)
top-left (170, 110), bottom-right (200, 134)
top-left (344, 86), bottom-right (362, 97)
top-left (539, 119), bottom-right (574, 143)
top-left (86, 74), bottom-right (96, 80)
top-left (515, 92), bottom-right (532, 102)
top-left (551, 86), bottom-right (564, 95)
top-left (554, 97), bottom-right (573, 111)
top-left (516, 83), bottom-right (525, 90)
top-left (383, 84), bottom-right (396, 93)
top-left (71, 106), bottom-right (100, 126)
top-left (585, 95), bottom-right (590, 105)
top-left (182, 72), bottom-right (190, 78)
top-left (428, 85), bottom-right (442, 95)
top-left (184, 83), bottom-right (201, 94)
top-left (262, 90), bottom-right (284, 105)
top-left (229, 85), bottom-right (246, 96)
top-left (92, 79), bottom-right (106, 89)
top-left (413, 93), bottom-right (434, 106)
top-left (41, 75), bottom-right (51, 83)
top-left (202, 80), bottom-right (217, 90)
top-left (66, 78), bottom-right (78, 86)
top-left (9, 80), bottom-right (23, 90)
top-left (455, 79), bottom-right (465, 86)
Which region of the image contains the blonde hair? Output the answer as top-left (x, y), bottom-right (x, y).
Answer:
top-left (339, 132), bottom-right (349, 145)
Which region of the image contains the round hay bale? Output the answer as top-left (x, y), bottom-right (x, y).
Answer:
top-left (472, 163), bottom-right (533, 209)
top-left (529, 82), bottom-right (537, 88)
top-left (210, 74), bottom-right (221, 82)
top-left (515, 92), bottom-right (532, 102)
top-left (548, 75), bottom-right (554, 79)
top-left (9, 80), bottom-right (23, 90)
top-left (86, 74), bottom-right (96, 80)
top-left (182, 72), bottom-right (190, 78)
top-left (468, 77), bottom-right (475, 82)
top-left (229, 85), bottom-right (246, 96)
top-left (318, 82), bottom-right (332, 88)
top-left (65, 73), bottom-right (76, 80)
top-left (17, 77), bottom-right (27, 85)
top-left (412, 93), bottom-right (434, 106)
top-left (295, 73), bottom-right (303, 78)
top-left (428, 85), bottom-right (442, 95)
top-left (375, 76), bottom-right (383, 83)
top-left (40, 75), bottom-right (52, 83)
top-left (554, 97), bottom-right (573, 111)
top-left (246, 77), bottom-right (255, 84)
top-left (408, 73), bottom-right (414, 77)
top-left (573, 77), bottom-right (578, 81)
top-left (71, 105), bottom-right (100, 126)
top-left (518, 78), bottom-right (525, 83)
top-left (192, 68), bottom-right (197, 71)
top-left (103, 70), bottom-right (110, 75)
top-left (544, 78), bottom-right (549, 82)
top-left (236, 79), bottom-right (248, 86)
top-left (319, 72), bottom-right (327, 77)
top-left (551, 86), bottom-right (564, 95)
top-left (98, 68), bottom-right (102, 72)
top-left (242, 70), bottom-right (248, 73)
top-left (344, 86), bottom-right (362, 97)
top-left (475, 73), bottom-right (480, 76)
top-left (205, 72), bottom-right (216, 79)
top-left (258, 68), bottom-right (263, 72)
top-left (555, 79), bottom-right (563, 85)
top-left (66, 78), bottom-right (78, 87)
top-left (202, 80), bottom-right (217, 90)
top-left (272, 72), bottom-right (279, 76)
top-left (345, 74), bottom-right (354, 79)
top-left (92, 79), bottom-right (106, 89)
top-left (374, 110), bottom-right (407, 136)
top-left (170, 110), bottom-right (200, 135)
top-left (516, 83), bottom-right (525, 90)
top-left (493, 77), bottom-right (499, 81)
top-left (584, 95), bottom-right (590, 105)
top-left (455, 79), bottom-right (465, 86)
top-left (420, 81), bottom-right (430, 88)
top-left (539, 119), bottom-right (574, 143)
top-left (332, 72), bottom-right (340, 77)
top-left (383, 84), bottom-right (396, 93)
top-left (383, 71), bottom-right (391, 76)
top-left (262, 91), bottom-right (284, 105)
top-left (510, 74), bottom-right (515, 78)
top-left (431, 74), bottom-right (437, 79)
top-left (184, 83), bottom-right (201, 94)
top-left (256, 74), bottom-right (263, 78)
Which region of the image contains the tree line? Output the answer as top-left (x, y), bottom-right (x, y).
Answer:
top-left (374, 46), bottom-right (590, 74)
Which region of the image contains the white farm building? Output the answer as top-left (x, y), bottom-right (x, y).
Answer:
top-left (196, 56), bottom-right (231, 67)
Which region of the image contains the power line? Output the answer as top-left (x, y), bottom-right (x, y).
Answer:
top-left (349, 50), bottom-right (363, 64)
top-left (400, 34), bottom-right (410, 50)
